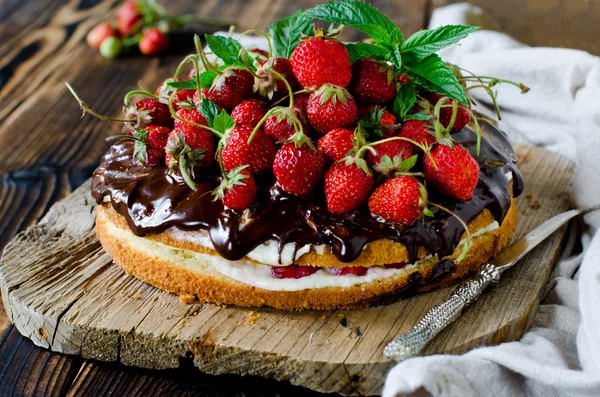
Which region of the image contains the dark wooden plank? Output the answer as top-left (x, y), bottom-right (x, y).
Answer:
top-left (431, 0), bottom-right (600, 56)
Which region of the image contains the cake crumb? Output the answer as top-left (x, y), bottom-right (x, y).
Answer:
top-left (283, 322), bottom-right (289, 327)
top-left (135, 309), bottom-right (141, 314)
top-left (179, 294), bottom-right (196, 304)
top-left (529, 200), bottom-right (541, 210)
top-left (526, 192), bottom-right (534, 199)
top-left (321, 315), bottom-right (327, 321)
top-left (192, 311), bottom-right (199, 316)
top-left (133, 293), bottom-right (142, 300)
top-left (244, 311), bottom-right (261, 325)
top-left (337, 313), bottom-right (345, 318)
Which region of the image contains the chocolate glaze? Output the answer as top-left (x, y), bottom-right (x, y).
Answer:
top-left (91, 121), bottom-right (523, 264)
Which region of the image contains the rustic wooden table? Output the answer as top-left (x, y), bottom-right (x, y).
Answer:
top-left (0, 0), bottom-right (598, 395)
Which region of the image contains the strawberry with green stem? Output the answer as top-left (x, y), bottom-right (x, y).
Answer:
top-left (317, 127), bottom-right (361, 163)
top-left (358, 105), bottom-right (401, 139)
top-left (349, 57), bottom-right (396, 105)
top-left (108, 126), bottom-right (170, 166)
top-left (212, 165), bottom-right (257, 211)
top-left (306, 84), bottom-right (357, 134)
top-left (164, 130), bottom-right (209, 191)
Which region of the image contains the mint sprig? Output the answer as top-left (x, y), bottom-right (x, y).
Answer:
top-left (392, 81), bottom-right (417, 121)
top-left (200, 99), bottom-right (221, 128)
top-left (204, 34), bottom-right (255, 71)
top-left (269, 10), bottom-right (314, 59)
top-left (213, 110), bottom-right (235, 135)
top-left (345, 42), bottom-right (388, 62)
top-left (401, 25), bottom-right (480, 61)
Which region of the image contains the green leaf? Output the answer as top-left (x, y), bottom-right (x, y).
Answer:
top-left (345, 42), bottom-right (388, 62)
top-left (400, 154), bottom-right (418, 171)
top-left (393, 81), bottom-right (417, 120)
top-left (167, 79), bottom-right (197, 90)
top-left (408, 112), bottom-right (432, 121)
top-left (269, 10), bottom-right (314, 58)
top-left (304, 0), bottom-right (403, 45)
top-left (205, 34), bottom-right (242, 66)
top-left (213, 110), bottom-right (235, 135)
top-left (385, 45), bottom-right (403, 72)
top-left (200, 99), bottom-right (220, 128)
top-left (199, 70), bottom-right (218, 89)
top-left (403, 53), bottom-right (468, 105)
top-left (402, 25), bottom-right (479, 60)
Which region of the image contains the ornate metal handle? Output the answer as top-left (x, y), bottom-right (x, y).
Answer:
top-left (384, 264), bottom-right (501, 362)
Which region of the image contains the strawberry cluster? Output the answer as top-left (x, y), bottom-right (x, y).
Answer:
top-left (71, 0), bottom-right (528, 230)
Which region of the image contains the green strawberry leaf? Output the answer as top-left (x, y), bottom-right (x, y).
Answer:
top-left (213, 110), bottom-right (235, 135)
top-left (403, 53), bottom-right (469, 105)
top-left (304, 0), bottom-right (403, 45)
top-left (200, 99), bottom-right (220, 128)
top-left (402, 25), bottom-right (480, 60)
top-left (345, 42), bottom-right (388, 62)
top-left (408, 112), bottom-right (433, 121)
top-left (399, 154), bottom-right (418, 171)
top-left (204, 34), bottom-right (255, 71)
top-left (269, 10), bottom-right (314, 58)
top-left (199, 70), bottom-right (218, 89)
top-left (167, 79), bottom-right (197, 90)
top-left (393, 81), bottom-right (417, 121)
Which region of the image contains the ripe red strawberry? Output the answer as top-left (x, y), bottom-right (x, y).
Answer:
top-left (271, 265), bottom-right (318, 279)
top-left (116, 126), bottom-right (170, 166)
top-left (423, 143), bottom-right (480, 202)
top-left (307, 85), bottom-right (357, 134)
top-left (293, 92), bottom-right (310, 116)
top-left (324, 161), bottom-right (374, 213)
top-left (87, 22), bottom-right (119, 49)
top-left (328, 266), bottom-right (368, 276)
top-left (273, 143), bottom-right (325, 196)
top-left (201, 68), bottom-right (254, 110)
top-left (429, 93), bottom-right (471, 133)
top-left (397, 74), bottom-right (412, 85)
top-left (173, 108), bottom-right (216, 166)
top-left (290, 34), bottom-right (351, 88)
top-left (213, 166), bottom-right (257, 210)
top-left (317, 128), bottom-right (355, 163)
top-left (359, 106), bottom-right (399, 138)
top-left (231, 99), bottom-right (268, 128)
top-left (349, 58), bottom-right (396, 105)
top-left (399, 120), bottom-right (436, 149)
top-left (156, 79), bottom-right (195, 110)
top-left (254, 57), bottom-right (298, 101)
top-left (264, 107), bottom-right (308, 142)
top-left (221, 125), bottom-right (276, 175)
top-left (165, 129), bottom-right (213, 190)
top-left (368, 176), bottom-right (427, 226)
top-left (366, 140), bottom-right (414, 175)
top-left (135, 99), bottom-right (173, 128)
top-left (380, 109), bottom-right (399, 137)
top-left (139, 28), bottom-right (169, 56)
top-left (116, 1), bottom-right (142, 36)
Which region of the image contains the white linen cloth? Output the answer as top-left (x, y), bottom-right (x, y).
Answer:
top-left (383, 3), bottom-right (600, 397)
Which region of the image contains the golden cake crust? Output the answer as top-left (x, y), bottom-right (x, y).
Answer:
top-left (95, 199), bottom-right (517, 310)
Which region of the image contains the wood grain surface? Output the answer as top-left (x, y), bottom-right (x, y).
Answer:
top-left (0, 0), bottom-right (591, 395)
top-left (0, 145), bottom-right (573, 396)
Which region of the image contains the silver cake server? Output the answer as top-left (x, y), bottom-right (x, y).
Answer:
top-left (384, 204), bottom-right (600, 362)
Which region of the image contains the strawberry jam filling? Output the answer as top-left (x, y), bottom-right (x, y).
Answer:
top-left (92, 122), bottom-right (523, 265)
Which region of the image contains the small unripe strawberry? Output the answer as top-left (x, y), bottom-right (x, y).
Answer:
top-left (99, 37), bottom-right (122, 59)
top-left (87, 22), bottom-right (119, 49)
top-left (139, 28), bottom-right (169, 56)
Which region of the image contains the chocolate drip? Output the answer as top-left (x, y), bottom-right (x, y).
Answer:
top-left (92, 123), bottom-right (523, 264)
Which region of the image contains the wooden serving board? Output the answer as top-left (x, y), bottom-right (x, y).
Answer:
top-left (0, 145), bottom-right (573, 396)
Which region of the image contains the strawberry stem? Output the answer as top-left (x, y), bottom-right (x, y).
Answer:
top-left (194, 35), bottom-right (222, 75)
top-left (370, 136), bottom-right (439, 171)
top-left (173, 54), bottom-right (197, 80)
top-left (65, 82), bottom-right (133, 124)
top-left (266, 69), bottom-right (294, 109)
top-left (178, 155), bottom-right (198, 191)
top-left (428, 202), bottom-right (472, 263)
top-left (123, 90), bottom-right (160, 105)
top-left (167, 91), bottom-right (223, 138)
top-left (237, 29), bottom-right (273, 58)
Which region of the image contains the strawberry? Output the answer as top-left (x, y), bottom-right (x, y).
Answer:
top-left (307, 85), bottom-right (357, 134)
top-left (114, 126), bottom-right (170, 166)
top-left (221, 125), bottom-right (276, 175)
top-left (201, 68), bottom-right (254, 110)
top-left (86, 22), bottom-right (119, 49)
top-left (273, 143), bottom-right (325, 196)
top-left (380, 109), bottom-right (399, 137)
top-left (317, 128), bottom-right (356, 163)
top-left (116, 1), bottom-right (142, 36)
top-left (368, 176), bottom-right (427, 226)
top-left (359, 106), bottom-right (399, 138)
top-left (290, 33), bottom-right (351, 88)
top-left (366, 140), bottom-right (414, 176)
top-left (324, 160), bottom-right (373, 213)
top-left (293, 92), bottom-right (310, 116)
top-left (271, 265), bottom-right (318, 279)
top-left (139, 28), bottom-right (169, 56)
top-left (156, 79), bottom-right (195, 110)
top-left (248, 48), bottom-right (270, 63)
top-left (264, 107), bottom-right (308, 142)
top-left (399, 120), bottom-right (436, 149)
top-left (213, 166), bottom-right (257, 210)
top-left (173, 108), bottom-right (216, 166)
top-left (328, 266), bottom-right (368, 276)
top-left (423, 143), bottom-right (480, 202)
top-left (231, 99), bottom-right (268, 128)
top-left (165, 129), bottom-right (212, 190)
top-left (397, 74), bottom-right (412, 85)
top-left (429, 93), bottom-right (470, 133)
top-left (254, 57), bottom-right (298, 101)
top-left (349, 58), bottom-right (396, 105)
top-left (135, 99), bottom-right (173, 128)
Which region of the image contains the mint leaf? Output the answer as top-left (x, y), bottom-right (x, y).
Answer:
top-left (304, 0), bottom-right (403, 45)
top-left (201, 99), bottom-right (220, 128)
top-left (408, 112), bottom-right (433, 121)
top-left (204, 34), bottom-right (254, 70)
top-left (392, 81), bottom-right (417, 120)
top-left (400, 154), bottom-right (418, 171)
top-left (403, 53), bottom-right (468, 105)
top-left (167, 79), bottom-right (197, 90)
top-left (269, 10), bottom-right (314, 58)
top-left (345, 42), bottom-right (388, 62)
top-left (213, 110), bottom-right (235, 134)
top-left (199, 70), bottom-right (218, 89)
top-left (402, 25), bottom-right (479, 60)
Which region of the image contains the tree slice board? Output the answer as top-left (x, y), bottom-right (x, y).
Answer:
top-left (0, 145), bottom-right (573, 396)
